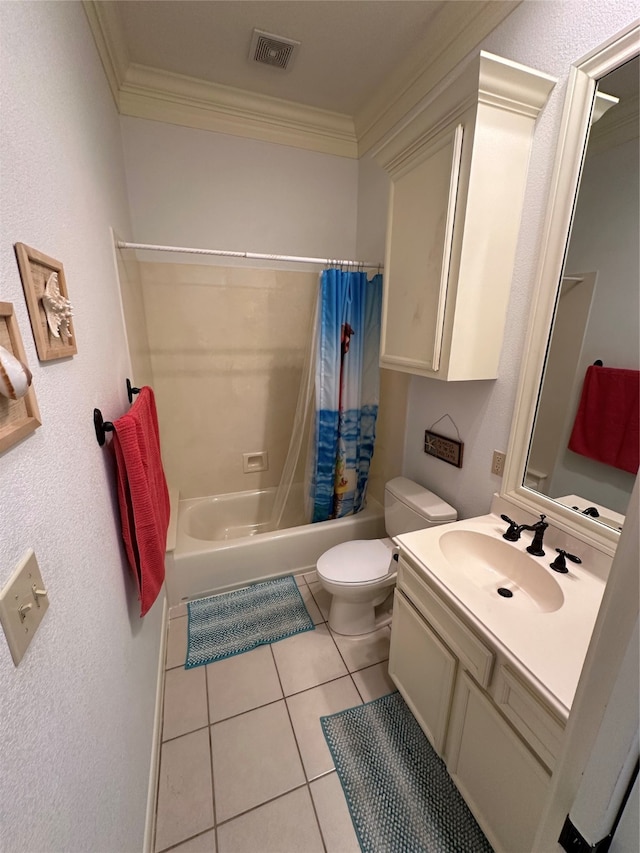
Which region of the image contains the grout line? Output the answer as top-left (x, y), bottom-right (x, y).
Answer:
top-left (269, 644), bottom-right (328, 853)
top-left (203, 665), bottom-right (218, 851)
top-left (156, 826), bottom-right (214, 853)
top-left (350, 670), bottom-right (366, 704)
top-left (214, 781), bottom-right (311, 829)
top-left (307, 595), bottom-right (330, 624)
top-left (161, 723), bottom-right (210, 746)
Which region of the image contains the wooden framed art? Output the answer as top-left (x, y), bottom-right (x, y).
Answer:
top-left (14, 243), bottom-right (77, 361)
top-left (0, 302), bottom-right (41, 454)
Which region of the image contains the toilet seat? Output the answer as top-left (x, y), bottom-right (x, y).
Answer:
top-left (317, 538), bottom-right (394, 584)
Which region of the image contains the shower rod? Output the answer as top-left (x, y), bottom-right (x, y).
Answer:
top-left (116, 240), bottom-right (384, 271)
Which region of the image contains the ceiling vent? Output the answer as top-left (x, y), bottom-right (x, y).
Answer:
top-left (249, 29), bottom-right (300, 71)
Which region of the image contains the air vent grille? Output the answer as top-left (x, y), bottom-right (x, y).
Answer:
top-left (250, 29), bottom-right (299, 71)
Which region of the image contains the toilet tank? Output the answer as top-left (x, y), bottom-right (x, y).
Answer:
top-left (384, 477), bottom-right (457, 537)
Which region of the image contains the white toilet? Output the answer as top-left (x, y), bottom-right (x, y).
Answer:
top-left (316, 477), bottom-right (457, 635)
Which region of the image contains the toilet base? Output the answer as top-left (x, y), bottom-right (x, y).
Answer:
top-left (328, 590), bottom-right (394, 636)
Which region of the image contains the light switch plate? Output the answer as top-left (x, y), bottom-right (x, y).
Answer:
top-left (0, 549), bottom-right (49, 665)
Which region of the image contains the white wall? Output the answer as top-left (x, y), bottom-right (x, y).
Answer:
top-left (120, 116), bottom-right (359, 259)
top-left (386, 0), bottom-right (640, 519)
top-left (0, 4), bottom-right (163, 852)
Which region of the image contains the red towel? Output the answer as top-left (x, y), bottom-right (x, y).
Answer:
top-left (568, 365), bottom-right (640, 475)
top-left (111, 387), bottom-right (170, 616)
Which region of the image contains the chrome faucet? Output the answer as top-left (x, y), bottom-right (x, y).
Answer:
top-left (500, 513), bottom-right (548, 556)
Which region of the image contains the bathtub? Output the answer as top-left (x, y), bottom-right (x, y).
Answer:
top-left (165, 484), bottom-right (386, 606)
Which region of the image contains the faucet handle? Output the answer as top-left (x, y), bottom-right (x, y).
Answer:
top-left (500, 514), bottom-right (520, 541)
top-left (550, 548), bottom-right (582, 573)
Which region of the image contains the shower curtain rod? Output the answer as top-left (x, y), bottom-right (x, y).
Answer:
top-left (116, 240), bottom-right (384, 270)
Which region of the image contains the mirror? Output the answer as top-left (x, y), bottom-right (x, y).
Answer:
top-left (503, 23), bottom-right (639, 552)
top-left (526, 55), bottom-right (639, 532)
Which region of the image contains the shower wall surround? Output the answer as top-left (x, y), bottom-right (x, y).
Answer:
top-left (140, 261), bottom-right (317, 498)
top-left (116, 247), bottom-right (154, 387)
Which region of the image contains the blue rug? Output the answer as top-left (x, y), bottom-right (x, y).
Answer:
top-left (321, 691), bottom-right (493, 853)
top-left (185, 575), bottom-right (314, 668)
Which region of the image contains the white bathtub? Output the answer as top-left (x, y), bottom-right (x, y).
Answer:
top-left (165, 485), bottom-right (386, 606)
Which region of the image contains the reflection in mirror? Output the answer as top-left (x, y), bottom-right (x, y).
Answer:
top-left (526, 56), bottom-right (639, 532)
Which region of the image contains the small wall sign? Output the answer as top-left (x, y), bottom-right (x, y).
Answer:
top-left (424, 429), bottom-right (464, 468)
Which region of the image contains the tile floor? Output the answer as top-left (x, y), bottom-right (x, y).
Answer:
top-left (154, 572), bottom-right (396, 853)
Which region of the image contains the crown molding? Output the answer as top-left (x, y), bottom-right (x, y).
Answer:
top-left (118, 64), bottom-right (358, 157)
top-left (372, 50), bottom-right (555, 176)
top-left (588, 94), bottom-right (639, 156)
top-left (83, 0), bottom-right (522, 159)
top-left (355, 0), bottom-right (522, 156)
top-left (82, 0), bottom-right (128, 104)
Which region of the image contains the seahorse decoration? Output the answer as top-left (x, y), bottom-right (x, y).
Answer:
top-left (42, 272), bottom-right (73, 341)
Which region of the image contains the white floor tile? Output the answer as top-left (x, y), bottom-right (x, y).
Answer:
top-left (352, 661), bottom-right (396, 703)
top-left (155, 728), bottom-right (214, 852)
top-left (286, 676), bottom-right (362, 780)
top-left (206, 645), bottom-right (282, 723)
top-left (217, 787), bottom-right (324, 853)
top-left (331, 624), bottom-right (390, 672)
top-left (307, 580), bottom-right (331, 620)
top-left (272, 623), bottom-right (348, 695)
top-left (299, 585), bottom-right (324, 625)
top-left (210, 700), bottom-right (305, 822)
top-left (294, 574), bottom-right (307, 587)
top-left (310, 772), bottom-right (361, 853)
top-left (167, 829), bottom-right (216, 852)
top-left (166, 615), bottom-right (188, 669)
top-left (163, 666), bottom-right (208, 741)
top-left (303, 570), bottom-right (318, 585)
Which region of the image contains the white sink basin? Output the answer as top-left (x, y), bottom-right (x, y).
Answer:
top-left (438, 529), bottom-right (564, 613)
top-left (396, 511), bottom-right (608, 714)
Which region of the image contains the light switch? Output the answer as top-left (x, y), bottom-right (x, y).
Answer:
top-left (0, 549), bottom-right (49, 665)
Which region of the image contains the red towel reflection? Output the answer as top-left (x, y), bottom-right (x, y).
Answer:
top-left (568, 365), bottom-right (640, 475)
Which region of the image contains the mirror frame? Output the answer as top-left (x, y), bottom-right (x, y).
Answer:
top-left (502, 21), bottom-right (640, 557)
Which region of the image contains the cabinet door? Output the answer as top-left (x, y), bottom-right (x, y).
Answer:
top-left (380, 124), bottom-right (463, 375)
top-left (388, 590), bottom-right (457, 754)
top-left (447, 673), bottom-right (550, 853)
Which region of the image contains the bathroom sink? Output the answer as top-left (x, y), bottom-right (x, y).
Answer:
top-left (438, 529), bottom-right (564, 613)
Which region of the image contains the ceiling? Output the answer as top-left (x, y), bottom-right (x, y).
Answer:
top-left (111, 0), bottom-right (446, 115)
top-left (86, 1), bottom-right (520, 156)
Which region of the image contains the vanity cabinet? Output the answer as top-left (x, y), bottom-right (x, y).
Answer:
top-left (391, 554), bottom-right (566, 853)
top-left (388, 591), bottom-right (457, 754)
top-left (446, 673), bottom-right (551, 853)
top-left (373, 52), bottom-right (556, 380)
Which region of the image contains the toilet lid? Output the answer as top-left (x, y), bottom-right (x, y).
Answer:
top-left (317, 538), bottom-right (394, 584)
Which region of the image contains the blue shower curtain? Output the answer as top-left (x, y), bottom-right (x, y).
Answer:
top-left (310, 269), bottom-right (383, 523)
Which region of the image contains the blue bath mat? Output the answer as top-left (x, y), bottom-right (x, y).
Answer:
top-left (185, 575), bottom-right (315, 668)
top-left (321, 691), bottom-right (493, 853)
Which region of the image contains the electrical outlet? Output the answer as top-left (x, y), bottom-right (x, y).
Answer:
top-left (491, 450), bottom-right (506, 477)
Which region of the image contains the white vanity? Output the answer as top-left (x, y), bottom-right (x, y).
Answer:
top-left (383, 22), bottom-right (637, 852)
top-left (388, 503), bottom-right (608, 853)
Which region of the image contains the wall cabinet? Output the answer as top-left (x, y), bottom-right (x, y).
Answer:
top-left (390, 554), bottom-right (566, 853)
top-left (373, 52), bottom-right (556, 380)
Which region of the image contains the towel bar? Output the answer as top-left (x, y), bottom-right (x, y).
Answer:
top-left (94, 408), bottom-right (114, 446)
top-left (94, 378), bottom-right (140, 445)
top-left (126, 378), bottom-right (141, 404)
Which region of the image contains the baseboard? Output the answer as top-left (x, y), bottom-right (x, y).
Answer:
top-left (143, 595), bottom-right (168, 853)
